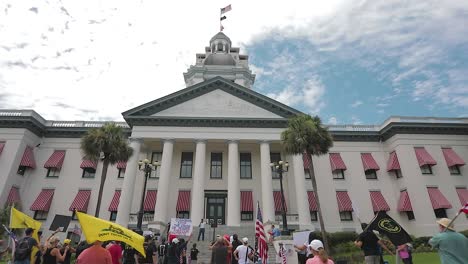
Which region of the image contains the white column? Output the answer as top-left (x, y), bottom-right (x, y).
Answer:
top-left (227, 140), bottom-right (240, 226)
top-left (154, 139), bottom-right (174, 224)
top-left (259, 141), bottom-right (275, 223)
top-left (191, 140), bottom-right (207, 225)
top-left (116, 137), bottom-right (142, 227)
top-left (292, 154), bottom-right (313, 229)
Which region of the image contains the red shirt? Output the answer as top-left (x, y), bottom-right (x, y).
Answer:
top-left (108, 243), bottom-right (123, 264)
top-left (77, 244), bottom-right (112, 264)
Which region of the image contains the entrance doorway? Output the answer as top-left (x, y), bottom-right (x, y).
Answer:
top-left (205, 194), bottom-right (226, 225)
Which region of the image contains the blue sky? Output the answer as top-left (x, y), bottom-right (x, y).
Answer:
top-left (0, 1), bottom-right (467, 124)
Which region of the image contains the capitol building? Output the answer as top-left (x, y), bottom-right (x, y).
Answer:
top-left (0, 32), bottom-right (467, 239)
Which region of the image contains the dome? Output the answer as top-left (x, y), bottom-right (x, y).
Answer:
top-left (204, 53), bottom-right (236, 66)
top-left (210, 32), bottom-right (232, 46)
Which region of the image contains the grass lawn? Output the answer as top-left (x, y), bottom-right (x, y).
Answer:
top-left (384, 252), bottom-right (440, 264)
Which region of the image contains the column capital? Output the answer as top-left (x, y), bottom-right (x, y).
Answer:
top-left (162, 138), bottom-right (175, 144)
top-left (226, 139), bottom-right (239, 144)
top-left (129, 137), bottom-right (144, 143)
top-left (258, 140), bottom-right (271, 145)
top-left (194, 139), bottom-right (207, 144)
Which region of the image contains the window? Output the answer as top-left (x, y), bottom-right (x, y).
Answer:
top-left (17, 166), bottom-right (27, 176)
top-left (406, 211), bottom-right (415, 221)
top-left (310, 211), bottom-right (318, 221)
top-left (46, 168), bottom-right (60, 178)
top-left (109, 212), bottom-right (117, 221)
top-left (449, 165), bottom-right (461, 175)
top-left (434, 208), bottom-right (447, 219)
top-left (304, 169), bottom-right (311, 179)
top-left (117, 168), bottom-right (125, 178)
top-left (210, 153), bottom-right (223, 179)
top-left (33, 210), bottom-right (48, 220)
top-left (150, 152), bottom-right (162, 178)
top-left (82, 168), bottom-right (96, 178)
top-left (420, 165), bottom-right (433, 174)
top-left (241, 212), bottom-right (253, 221)
top-left (240, 153), bottom-right (252, 179)
top-left (180, 152), bottom-right (193, 178)
top-left (177, 211), bottom-right (190, 219)
top-left (365, 170), bottom-right (377, 179)
top-left (394, 170), bottom-right (402, 179)
top-left (340, 211), bottom-right (353, 221)
top-left (333, 170), bottom-right (345, 180)
top-left (270, 153), bottom-right (281, 179)
top-left (66, 231), bottom-right (81, 245)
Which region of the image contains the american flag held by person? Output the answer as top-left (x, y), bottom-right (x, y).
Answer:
top-left (255, 201), bottom-right (268, 263)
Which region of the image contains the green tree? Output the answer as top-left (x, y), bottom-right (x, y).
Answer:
top-left (81, 123), bottom-right (133, 217)
top-left (281, 114), bottom-right (333, 251)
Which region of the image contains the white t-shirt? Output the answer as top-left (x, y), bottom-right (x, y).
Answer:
top-left (199, 222), bottom-right (205, 228)
top-left (304, 242), bottom-right (312, 257)
top-left (236, 245), bottom-right (252, 264)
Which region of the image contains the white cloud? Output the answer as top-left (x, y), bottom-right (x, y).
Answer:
top-left (327, 116), bottom-right (338, 125)
top-left (350, 100), bottom-right (363, 108)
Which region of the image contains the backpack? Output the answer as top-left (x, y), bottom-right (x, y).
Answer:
top-left (15, 237), bottom-right (32, 260)
top-left (158, 243), bottom-right (167, 256)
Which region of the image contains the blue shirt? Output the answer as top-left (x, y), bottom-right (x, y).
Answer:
top-left (429, 230), bottom-right (468, 264)
top-left (273, 228), bottom-right (281, 237)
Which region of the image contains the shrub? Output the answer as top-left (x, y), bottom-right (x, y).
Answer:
top-left (412, 236), bottom-right (432, 248)
top-left (460, 229), bottom-right (468, 238)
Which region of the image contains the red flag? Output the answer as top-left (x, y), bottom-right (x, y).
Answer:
top-left (255, 201), bottom-right (268, 262)
top-left (460, 203), bottom-right (468, 214)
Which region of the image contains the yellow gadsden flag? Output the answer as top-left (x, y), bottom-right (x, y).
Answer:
top-left (10, 207), bottom-right (42, 263)
top-left (76, 211), bottom-right (145, 257)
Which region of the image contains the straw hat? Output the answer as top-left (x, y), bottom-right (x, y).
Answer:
top-left (436, 218), bottom-right (455, 231)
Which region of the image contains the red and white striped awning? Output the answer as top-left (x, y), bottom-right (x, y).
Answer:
top-left (387, 151), bottom-right (401, 171)
top-left (273, 191), bottom-right (287, 213)
top-left (69, 190), bottom-right (91, 212)
top-left (80, 159), bottom-right (97, 169)
top-left (427, 187), bottom-right (452, 209)
top-left (20, 146), bottom-right (36, 168)
top-left (336, 191), bottom-right (353, 212)
top-left (329, 153), bottom-right (347, 171)
top-left (414, 147), bottom-right (437, 167)
top-left (302, 152), bottom-right (312, 169)
top-left (108, 190), bottom-right (121, 211)
top-left (116, 161), bottom-right (127, 169)
top-left (361, 153), bottom-right (380, 171)
top-left (176, 191), bottom-right (191, 212)
top-left (6, 186), bottom-right (20, 205)
top-left (442, 148), bottom-right (465, 167)
top-left (44, 150), bottom-right (66, 169)
top-left (370, 191), bottom-right (390, 212)
top-left (143, 190), bottom-right (157, 211)
top-left (30, 189), bottom-right (54, 211)
top-left (240, 191), bottom-right (253, 212)
top-left (456, 188), bottom-right (468, 205)
top-left (0, 142), bottom-right (5, 155)
top-left (307, 191), bottom-right (318, 211)
top-left (397, 191), bottom-right (413, 212)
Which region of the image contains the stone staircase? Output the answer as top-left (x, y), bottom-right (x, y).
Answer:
top-left (185, 225), bottom-right (281, 264)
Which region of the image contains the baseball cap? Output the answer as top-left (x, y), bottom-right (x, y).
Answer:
top-left (309, 239), bottom-right (324, 251)
top-left (172, 238), bottom-right (179, 243)
top-left (63, 239), bottom-right (71, 244)
top-left (242, 237), bottom-right (248, 243)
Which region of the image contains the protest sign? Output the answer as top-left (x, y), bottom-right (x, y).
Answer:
top-left (293, 230), bottom-right (310, 246)
top-left (169, 218), bottom-right (193, 236)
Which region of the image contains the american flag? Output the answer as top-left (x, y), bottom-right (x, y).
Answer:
top-left (460, 203), bottom-right (468, 214)
top-left (220, 4), bottom-right (232, 14)
top-left (302, 152), bottom-right (312, 169)
top-left (255, 201), bottom-right (268, 263)
top-left (279, 245), bottom-right (287, 264)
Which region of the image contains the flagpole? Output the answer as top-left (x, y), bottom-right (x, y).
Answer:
top-left (443, 211), bottom-right (461, 232)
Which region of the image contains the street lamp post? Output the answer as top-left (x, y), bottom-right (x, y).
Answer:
top-left (270, 160), bottom-right (289, 235)
top-left (137, 158), bottom-right (160, 232)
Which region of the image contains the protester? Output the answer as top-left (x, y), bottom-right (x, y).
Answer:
top-left (14, 227), bottom-right (38, 264)
top-left (230, 234), bottom-right (242, 264)
top-left (268, 225), bottom-right (280, 242)
top-left (107, 241), bottom-right (123, 264)
top-left (75, 241), bottom-right (91, 260)
top-left (122, 243), bottom-right (138, 264)
top-left (306, 240), bottom-right (334, 264)
top-left (233, 237), bottom-right (253, 264)
top-left (428, 218), bottom-right (468, 264)
top-left (41, 236), bottom-right (68, 264)
top-left (294, 231), bottom-right (316, 262)
top-left (166, 238), bottom-right (180, 264)
top-left (197, 219), bottom-right (205, 241)
top-left (138, 236), bottom-right (157, 264)
top-left (76, 241), bottom-right (112, 264)
top-left (355, 223), bottom-right (393, 264)
top-left (211, 236), bottom-right (232, 264)
top-left (58, 239), bottom-right (75, 264)
top-left (189, 243), bottom-right (199, 264)
top-left (397, 243), bottom-right (412, 264)
top-left (157, 238), bottom-right (167, 264)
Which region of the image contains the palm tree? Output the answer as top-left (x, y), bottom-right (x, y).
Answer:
top-left (281, 114), bottom-right (333, 251)
top-left (81, 123), bottom-right (133, 217)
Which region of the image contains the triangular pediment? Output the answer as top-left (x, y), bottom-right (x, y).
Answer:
top-left (122, 77), bottom-right (302, 127)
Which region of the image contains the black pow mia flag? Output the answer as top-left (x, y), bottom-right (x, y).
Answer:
top-left (367, 211), bottom-right (412, 246)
